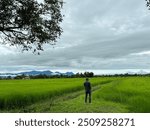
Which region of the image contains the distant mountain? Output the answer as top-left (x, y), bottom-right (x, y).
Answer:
top-left (18, 70), bottom-right (53, 76)
top-left (52, 71), bottom-right (75, 76)
top-left (51, 71), bottom-right (61, 75)
top-left (126, 70), bottom-right (148, 75)
top-left (0, 70), bottom-right (74, 77)
top-left (64, 72), bottom-right (74, 76)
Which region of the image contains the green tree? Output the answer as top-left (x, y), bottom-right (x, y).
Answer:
top-left (146, 0), bottom-right (150, 6)
top-left (0, 0), bottom-right (63, 53)
top-left (146, 0), bottom-right (150, 10)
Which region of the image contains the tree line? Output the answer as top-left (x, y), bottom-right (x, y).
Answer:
top-left (1, 72), bottom-right (150, 80)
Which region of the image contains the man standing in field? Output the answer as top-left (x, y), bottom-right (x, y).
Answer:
top-left (84, 78), bottom-right (91, 103)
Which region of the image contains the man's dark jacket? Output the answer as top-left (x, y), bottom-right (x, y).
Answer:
top-left (84, 81), bottom-right (91, 92)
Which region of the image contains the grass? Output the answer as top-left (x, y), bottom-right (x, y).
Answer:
top-left (93, 77), bottom-right (150, 112)
top-left (0, 77), bottom-right (150, 113)
top-left (0, 77), bottom-right (110, 110)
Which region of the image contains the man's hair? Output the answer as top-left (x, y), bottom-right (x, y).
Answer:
top-left (86, 78), bottom-right (89, 81)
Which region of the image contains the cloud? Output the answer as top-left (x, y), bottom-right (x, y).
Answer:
top-left (0, 0), bottom-right (150, 73)
top-left (131, 51), bottom-right (150, 56)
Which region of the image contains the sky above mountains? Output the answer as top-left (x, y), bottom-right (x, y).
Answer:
top-left (0, 0), bottom-right (150, 73)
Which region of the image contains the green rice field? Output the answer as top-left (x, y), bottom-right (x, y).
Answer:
top-left (0, 77), bottom-right (150, 113)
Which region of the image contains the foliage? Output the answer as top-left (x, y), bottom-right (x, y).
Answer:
top-left (0, 0), bottom-right (63, 53)
top-left (146, 0), bottom-right (150, 9)
top-left (75, 72), bottom-right (94, 78)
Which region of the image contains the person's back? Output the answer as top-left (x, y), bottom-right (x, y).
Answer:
top-left (84, 78), bottom-right (91, 103)
top-left (84, 81), bottom-right (91, 92)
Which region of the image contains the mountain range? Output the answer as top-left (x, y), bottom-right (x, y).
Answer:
top-left (0, 70), bottom-right (74, 77)
top-left (0, 70), bottom-right (149, 77)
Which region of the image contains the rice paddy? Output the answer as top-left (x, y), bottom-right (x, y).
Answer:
top-left (0, 77), bottom-right (150, 113)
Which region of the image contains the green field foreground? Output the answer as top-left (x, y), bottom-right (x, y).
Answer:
top-left (0, 77), bottom-right (110, 110)
top-left (0, 77), bottom-right (150, 113)
top-left (46, 77), bottom-right (150, 113)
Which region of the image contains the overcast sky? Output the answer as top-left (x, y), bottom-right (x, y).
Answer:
top-left (1, 0), bottom-right (150, 74)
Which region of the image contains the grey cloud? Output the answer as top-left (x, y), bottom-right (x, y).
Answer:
top-left (0, 0), bottom-right (150, 72)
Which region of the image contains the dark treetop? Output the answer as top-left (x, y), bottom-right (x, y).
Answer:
top-left (0, 0), bottom-right (63, 53)
top-left (146, 0), bottom-right (150, 8)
